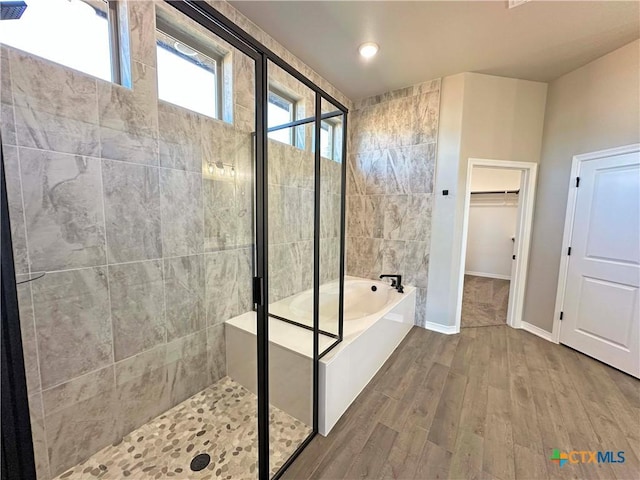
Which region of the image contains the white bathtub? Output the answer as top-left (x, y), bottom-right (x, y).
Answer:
top-left (225, 276), bottom-right (416, 434)
top-left (317, 277), bottom-right (416, 434)
top-left (269, 277), bottom-right (410, 336)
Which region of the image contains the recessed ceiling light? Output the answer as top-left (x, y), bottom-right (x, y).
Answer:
top-left (358, 42), bottom-right (379, 59)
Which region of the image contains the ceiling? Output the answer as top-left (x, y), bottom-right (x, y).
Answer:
top-left (230, 1), bottom-right (640, 101)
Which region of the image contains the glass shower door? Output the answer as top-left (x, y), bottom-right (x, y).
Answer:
top-left (180, 14), bottom-right (261, 480)
top-left (318, 97), bottom-right (345, 349)
top-left (264, 60), bottom-right (316, 477)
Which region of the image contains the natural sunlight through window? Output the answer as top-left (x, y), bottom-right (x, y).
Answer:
top-left (320, 121), bottom-right (333, 159)
top-left (0, 0), bottom-right (117, 82)
top-left (156, 29), bottom-right (221, 118)
top-left (320, 119), bottom-right (342, 161)
top-left (268, 90), bottom-right (295, 145)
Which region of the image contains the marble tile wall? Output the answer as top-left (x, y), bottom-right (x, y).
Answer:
top-left (0, 2), bottom-right (349, 479)
top-left (346, 80), bottom-right (441, 327)
top-left (260, 65), bottom-right (343, 305)
top-left (1, 43), bottom-right (248, 478)
top-left (267, 139), bottom-right (342, 303)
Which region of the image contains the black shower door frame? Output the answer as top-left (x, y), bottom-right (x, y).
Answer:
top-left (1, 137), bottom-right (38, 480)
top-left (165, 2), bottom-right (348, 479)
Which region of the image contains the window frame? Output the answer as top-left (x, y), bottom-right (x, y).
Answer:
top-left (320, 117), bottom-right (343, 161)
top-left (267, 87), bottom-right (298, 146)
top-left (107, 0), bottom-right (124, 85)
top-left (0, 0), bottom-right (127, 85)
top-left (155, 15), bottom-right (226, 119)
top-left (320, 120), bottom-right (334, 160)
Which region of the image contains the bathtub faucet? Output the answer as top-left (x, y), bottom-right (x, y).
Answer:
top-left (379, 274), bottom-right (404, 293)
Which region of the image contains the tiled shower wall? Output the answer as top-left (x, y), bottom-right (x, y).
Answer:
top-left (265, 64), bottom-right (344, 304)
top-left (346, 79), bottom-right (441, 327)
top-left (0, 1), bottom-right (349, 478)
top-left (268, 142), bottom-right (342, 303)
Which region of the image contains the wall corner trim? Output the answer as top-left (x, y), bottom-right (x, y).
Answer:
top-left (520, 321), bottom-right (556, 343)
top-left (421, 321), bottom-right (459, 335)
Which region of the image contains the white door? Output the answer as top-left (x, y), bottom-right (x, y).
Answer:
top-left (560, 149), bottom-right (640, 378)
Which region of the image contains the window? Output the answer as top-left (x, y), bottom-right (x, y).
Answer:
top-left (268, 89), bottom-right (296, 145)
top-left (156, 22), bottom-right (223, 119)
top-left (320, 119), bottom-right (342, 161)
top-left (320, 121), bottom-right (334, 159)
top-left (0, 0), bottom-right (124, 84)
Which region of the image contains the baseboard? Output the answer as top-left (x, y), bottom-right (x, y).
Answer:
top-left (464, 272), bottom-right (511, 280)
top-left (520, 321), bottom-right (556, 343)
top-left (465, 271), bottom-right (511, 280)
top-left (421, 321), bottom-right (458, 335)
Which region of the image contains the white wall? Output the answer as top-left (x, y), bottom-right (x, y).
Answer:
top-left (465, 204), bottom-right (518, 279)
top-left (426, 74), bottom-right (465, 328)
top-left (471, 167), bottom-right (521, 192)
top-left (465, 167), bottom-right (520, 279)
top-left (523, 39), bottom-right (640, 333)
top-left (426, 73), bottom-right (547, 327)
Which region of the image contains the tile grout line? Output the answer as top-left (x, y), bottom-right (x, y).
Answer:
top-left (7, 148), bottom-right (321, 188)
top-left (40, 323), bottom-right (211, 398)
top-left (155, 87), bottom-right (169, 352)
top-left (8, 46), bottom-right (52, 478)
top-left (14, 144), bottom-right (202, 175)
top-left (160, 166), bottom-right (168, 349)
top-left (201, 120), bottom-right (207, 333)
top-left (23, 244), bottom-right (253, 277)
top-left (13, 130), bottom-right (44, 385)
top-left (94, 75), bottom-right (119, 394)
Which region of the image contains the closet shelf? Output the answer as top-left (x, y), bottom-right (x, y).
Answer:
top-left (470, 189), bottom-right (520, 195)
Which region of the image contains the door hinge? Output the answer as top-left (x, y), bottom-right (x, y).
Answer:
top-left (253, 277), bottom-right (263, 306)
top-left (576, 177), bottom-right (580, 187)
top-left (560, 311), bottom-right (564, 320)
top-left (567, 247), bottom-right (572, 256)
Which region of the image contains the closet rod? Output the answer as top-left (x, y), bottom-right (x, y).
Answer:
top-left (470, 189), bottom-right (519, 195)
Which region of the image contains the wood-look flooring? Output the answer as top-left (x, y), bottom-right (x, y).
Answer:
top-left (461, 275), bottom-right (510, 328)
top-left (283, 326), bottom-right (640, 480)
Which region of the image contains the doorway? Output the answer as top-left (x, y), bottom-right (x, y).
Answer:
top-left (456, 159), bottom-right (538, 332)
top-left (553, 144), bottom-right (639, 378)
top-left (461, 167), bottom-right (520, 327)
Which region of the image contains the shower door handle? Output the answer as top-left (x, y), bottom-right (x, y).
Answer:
top-left (253, 276), bottom-right (264, 306)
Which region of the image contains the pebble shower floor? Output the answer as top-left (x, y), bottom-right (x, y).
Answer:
top-left (53, 377), bottom-right (311, 479)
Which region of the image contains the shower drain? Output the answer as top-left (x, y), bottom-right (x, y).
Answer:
top-left (190, 453), bottom-right (211, 472)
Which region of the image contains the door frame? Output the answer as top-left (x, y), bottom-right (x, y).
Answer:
top-left (551, 143), bottom-right (640, 343)
top-left (456, 158), bottom-right (538, 332)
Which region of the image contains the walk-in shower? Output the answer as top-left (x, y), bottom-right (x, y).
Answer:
top-left (0, 1), bottom-right (347, 479)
